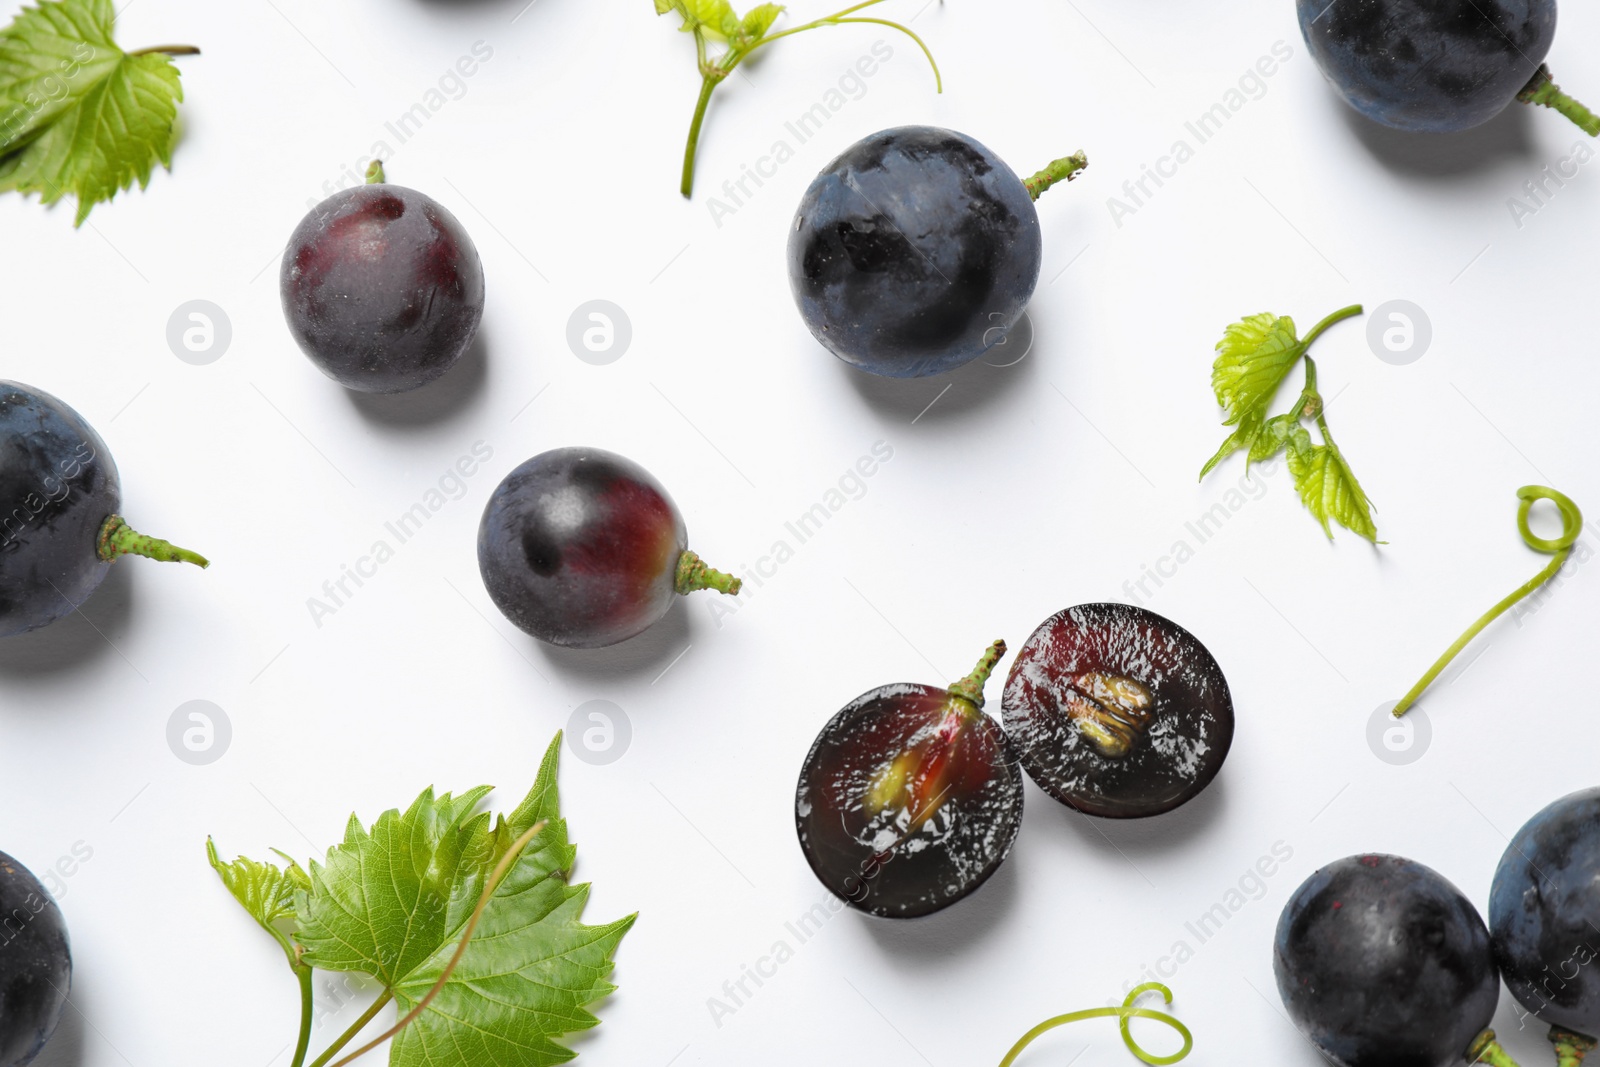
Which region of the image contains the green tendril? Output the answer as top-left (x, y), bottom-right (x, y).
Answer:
top-left (997, 983), bottom-right (1193, 1067)
top-left (1393, 485), bottom-right (1582, 718)
top-left (664, 0), bottom-right (942, 197)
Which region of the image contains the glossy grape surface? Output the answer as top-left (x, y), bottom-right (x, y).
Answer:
top-left (795, 681), bottom-right (1023, 918)
top-left (1298, 0), bottom-right (1555, 132)
top-left (787, 126), bottom-right (1042, 379)
top-left (0, 852), bottom-right (70, 1067)
top-left (478, 447), bottom-right (691, 648)
top-left (1489, 786), bottom-right (1600, 1035)
top-left (1001, 604), bottom-right (1232, 818)
top-left (1275, 854), bottom-right (1501, 1067)
top-left (280, 183), bottom-right (485, 393)
top-left (0, 382), bottom-right (119, 638)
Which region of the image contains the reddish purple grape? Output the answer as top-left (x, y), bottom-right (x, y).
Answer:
top-left (795, 641), bottom-right (1023, 918)
top-left (280, 172), bottom-right (484, 394)
top-left (1002, 604), bottom-right (1232, 818)
top-left (477, 447), bottom-right (740, 648)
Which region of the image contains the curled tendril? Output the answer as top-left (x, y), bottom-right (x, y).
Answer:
top-left (1393, 485), bottom-right (1583, 718)
top-left (997, 983), bottom-right (1193, 1067)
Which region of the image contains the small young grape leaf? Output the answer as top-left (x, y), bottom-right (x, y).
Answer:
top-left (0, 0), bottom-right (189, 225)
top-left (1288, 441), bottom-right (1378, 542)
top-left (206, 838), bottom-right (310, 969)
top-left (1199, 313), bottom-right (1306, 477)
top-left (290, 734), bottom-right (632, 1067)
top-left (656, 0), bottom-right (783, 45)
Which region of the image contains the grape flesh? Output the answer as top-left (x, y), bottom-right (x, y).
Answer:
top-left (787, 126), bottom-right (1042, 379)
top-left (280, 183), bottom-right (485, 393)
top-left (0, 382), bottom-right (120, 637)
top-left (478, 448), bottom-right (694, 648)
top-left (795, 681), bottom-right (1023, 918)
top-left (0, 852), bottom-right (71, 1067)
top-left (1001, 604), bottom-right (1233, 818)
top-left (1298, 0), bottom-right (1555, 132)
top-left (1489, 786), bottom-right (1600, 1036)
top-left (1274, 854), bottom-right (1501, 1067)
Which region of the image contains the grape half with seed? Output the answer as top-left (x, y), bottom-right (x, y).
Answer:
top-left (1001, 604), bottom-right (1232, 819)
top-left (795, 640), bottom-right (1023, 918)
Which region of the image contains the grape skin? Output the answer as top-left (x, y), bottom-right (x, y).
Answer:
top-left (787, 126), bottom-right (1042, 379)
top-left (280, 184), bottom-right (485, 394)
top-left (1298, 0), bottom-right (1556, 132)
top-left (1489, 787), bottom-right (1600, 1036)
top-left (0, 852), bottom-right (71, 1067)
top-left (0, 382), bottom-right (120, 637)
top-left (1274, 854), bottom-right (1501, 1066)
top-left (477, 448), bottom-right (689, 648)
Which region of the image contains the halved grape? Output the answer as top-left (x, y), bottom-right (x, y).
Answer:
top-left (1001, 604), bottom-right (1232, 818)
top-left (794, 642), bottom-right (1023, 918)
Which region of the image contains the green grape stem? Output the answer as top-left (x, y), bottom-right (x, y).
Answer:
top-left (365, 160), bottom-right (385, 184)
top-left (1519, 66), bottom-right (1600, 137)
top-left (1552, 1026), bottom-right (1598, 1067)
top-left (674, 0), bottom-right (942, 197)
top-left (997, 983), bottom-right (1193, 1067)
top-left (1467, 1028), bottom-right (1522, 1067)
top-left (1392, 486), bottom-right (1583, 718)
top-left (96, 515), bottom-right (209, 568)
top-left (288, 965), bottom-right (314, 1067)
top-left (1024, 153), bottom-right (1089, 200)
top-left (947, 640), bottom-right (1008, 708)
top-left (675, 549), bottom-right (742, 596)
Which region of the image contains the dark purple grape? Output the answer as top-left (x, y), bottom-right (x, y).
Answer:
top-left (1490, 787), bottom-right (1600, 1054)
top-left (795, 641), bottom-right (1023, 918)
top-left (1275, 854), bottom-right (1516, 1067)
top-left (1001, 604), bottom-right (1232, 819)
top-left (787, 126), bottom-right (1084, 379)
top-left (477, 447), bottom-right (740, 648)
top-left (0, 852), bottom-right (71, 1067)
top-left (0, 382), bottom-right (207, 638)
top-left (1298, 0), bottom-right (1596, 136)
top-left (280, 167), bottom-right (485, 394)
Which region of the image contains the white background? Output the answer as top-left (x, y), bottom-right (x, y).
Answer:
top-left (2, 0), bottom-right (1598, 1064)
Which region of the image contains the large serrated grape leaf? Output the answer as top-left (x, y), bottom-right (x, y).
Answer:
top-left (279, 734), bottom-right (631, 1067)
top-left (0, 0), bottom-right (186, 224)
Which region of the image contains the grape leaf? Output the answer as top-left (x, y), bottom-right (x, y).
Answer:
top-left (1288, 441), bottom-right (1378, 542)
top-left (0, 0), bottom-right (188, 225)
top-left (1210, 313), bottom-right (1304, 428)
top-left (206, 838), bottom-right (310, 969)
top-left (284, 734), bottom-right (632, 1067)
top-left (389, 737), bottom-right (635, 1067)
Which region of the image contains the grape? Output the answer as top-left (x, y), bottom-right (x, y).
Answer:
top-left (477, 447), bottom-right (740, 648)
top-left (1001, 604), bottom-right (1232, 819)
top-left (788, 127), bottom-right (1074, 379)
top-left (0, 382), bottom-right (207, 638)
top-left (1274, 854), bottom-right (1514, 1067)
top-left (1296, 0), bottom-right (1587, 134)
top-left (795, 641), bottom-right (1023, 918)
top-left (280, 171), bottom-right (485, 394)
top-left (0, 852), bottom-right (71, 1067)
top-left (1489, 787), bottom-right (1600, 1051)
